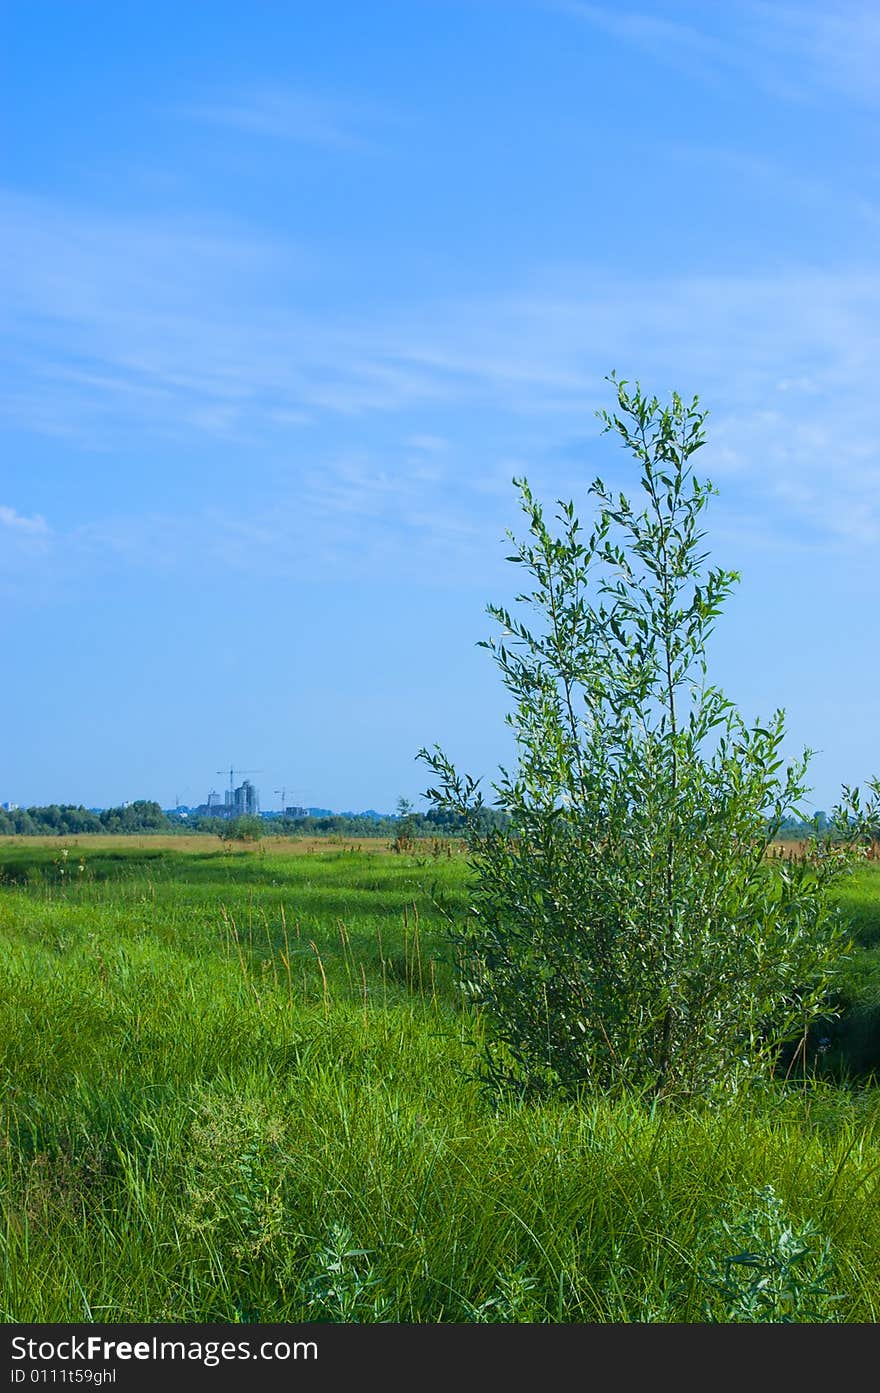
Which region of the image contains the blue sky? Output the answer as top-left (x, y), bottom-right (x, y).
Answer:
top-left (1, 0), bottom-right (878, 814)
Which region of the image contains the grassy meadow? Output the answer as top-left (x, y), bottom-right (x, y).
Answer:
top-left (2, 835), bottom-right (880, 1323)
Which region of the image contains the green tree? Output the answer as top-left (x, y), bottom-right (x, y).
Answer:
top-left (420, 375), bottom-right (879, 1102)
top-left (391, 796), bottom-right (418, 852)
top-left (217, 815), bottom-right (263, 842)
top-left (99, 801), bottom-right (169, 834)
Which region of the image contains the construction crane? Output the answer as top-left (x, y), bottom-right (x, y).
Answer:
top-left (217, 767), bottom-right (262, 802)
top-left (275, 785), bottom-right (304, 812)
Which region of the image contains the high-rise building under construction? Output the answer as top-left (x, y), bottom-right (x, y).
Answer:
top-left (198, 780), bottom-right (260, 819)
top-left (228, 780), bottom-right (259, 817)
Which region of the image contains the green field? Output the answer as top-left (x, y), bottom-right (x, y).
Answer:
top-left (2, 838), bottom-right (880, 1322)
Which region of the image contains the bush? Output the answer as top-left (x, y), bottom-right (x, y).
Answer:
top-left (217, 816), bottom-right (263, 843)
top-left (420, 376), bottom-right (879, 1102)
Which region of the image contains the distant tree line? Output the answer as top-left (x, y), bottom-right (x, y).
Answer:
top-left (775, 812), bottom-right (831, 840)
top-left (0, 800), bottom-right (169, 836)
top-left (0, 796), bottom-right (854, 845)
top-left (0, 801), bottom-right (508, 839)
top-left (196, 807), bottom-right (509, 839)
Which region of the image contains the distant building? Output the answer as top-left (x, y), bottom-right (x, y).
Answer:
top-left (196, 780), bottom-right (260, 819)
top-left (284, 805), bottom-right (308, 819)
top-left (233, 780), bottom-right (259, 817)
top-left (1, 801), bottom-right (18, 812)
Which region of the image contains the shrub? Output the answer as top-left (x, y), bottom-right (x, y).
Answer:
top-left (699, 1184), bottom-right (841, 1322)
top-left (217, 815), bottom-right (263, 843)
top-left (420, 376), bottom-right (879, 1102)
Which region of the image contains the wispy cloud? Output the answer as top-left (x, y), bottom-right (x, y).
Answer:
top-left (0, 505), bottom-right (50, 537)
top-left (2, 188), bottom-right (880, 560)
top-left (0, 505), bottom-right (52, 594)
top-left (61, 453), bottom-right (495, 586)
top-left (405, 434), bottom-right (448, 453)
top-left (555, 1), bottom-right (880, 107)
top-left (555, 1), bottom-right (737, 73)
top-left (654, 140), bottom-right (880, 230)
top-left (745, 2), bottom-right (880, 106)
top-left (173, 86), bottom-right (385, 150)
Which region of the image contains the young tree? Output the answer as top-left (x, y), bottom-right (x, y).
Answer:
top-left (420, 376), bottom-right (879, 1102)
top-left (392, 796), bottom-right (418, 853)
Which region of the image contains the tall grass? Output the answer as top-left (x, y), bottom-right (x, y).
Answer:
top-left (1, 841), bottom-right (879, 1322)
